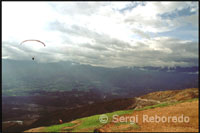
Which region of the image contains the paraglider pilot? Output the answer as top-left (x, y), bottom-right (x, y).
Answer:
top-left (59, 119), bottom-right (63, 124)
top-left (32, 57), bottom-right (35, 60)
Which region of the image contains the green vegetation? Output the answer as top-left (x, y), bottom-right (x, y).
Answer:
top-left (43, 109), bottom-right (134, 132)
top-left (73, 109), bottom-right (134, 132)
top-left (183, 98), bottom-right (199, 102)
top-left (44, 122), bottom-right (75, 132)
top-left (39, 98), bottom-right (199, 132)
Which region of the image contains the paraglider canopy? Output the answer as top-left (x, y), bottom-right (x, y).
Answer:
top-left (20, 39), bottom-right (46, 61)
top-left (20, 39), bottom-right (46, 47)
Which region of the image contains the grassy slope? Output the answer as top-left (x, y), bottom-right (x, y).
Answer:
top-left (41, 98), bottom-right (198, 132)
top-left (44, 123), bottom-right (75, 132)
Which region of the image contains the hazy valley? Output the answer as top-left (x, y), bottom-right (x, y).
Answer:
top-left (2, 59), bottom-right (198, 132)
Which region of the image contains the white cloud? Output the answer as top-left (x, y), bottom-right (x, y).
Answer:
top-left (2, 2), bottom-right (198, 67)
top-left (123, 2), bottom-right (198, 33)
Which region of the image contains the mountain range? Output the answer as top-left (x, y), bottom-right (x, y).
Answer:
top-left (2, 59), bottom-right (198, 97)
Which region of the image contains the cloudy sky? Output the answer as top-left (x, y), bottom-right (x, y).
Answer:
top-left (2, 2), bottom-right (199, 67)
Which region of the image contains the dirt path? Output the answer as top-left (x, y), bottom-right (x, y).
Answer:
top-left (100, 100), bottom-right (199, 132)
top-left (24, 127), bottom-right (45, 132)
top-left (61, 120), bottom-right (82, 131)
top-left (135, 97), bottom-right (161, 103)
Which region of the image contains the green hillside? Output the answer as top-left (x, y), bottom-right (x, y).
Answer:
top-left (28, 98), bottom-right (198, 132)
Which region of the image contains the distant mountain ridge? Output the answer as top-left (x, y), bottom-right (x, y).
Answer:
top-left (2, 59), bottom-right (198, 96)
top-left (3, 59), bottom-right (198, 72)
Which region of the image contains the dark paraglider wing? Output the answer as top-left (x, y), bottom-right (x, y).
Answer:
top-left (20, 39), bottom-right (46, 47)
